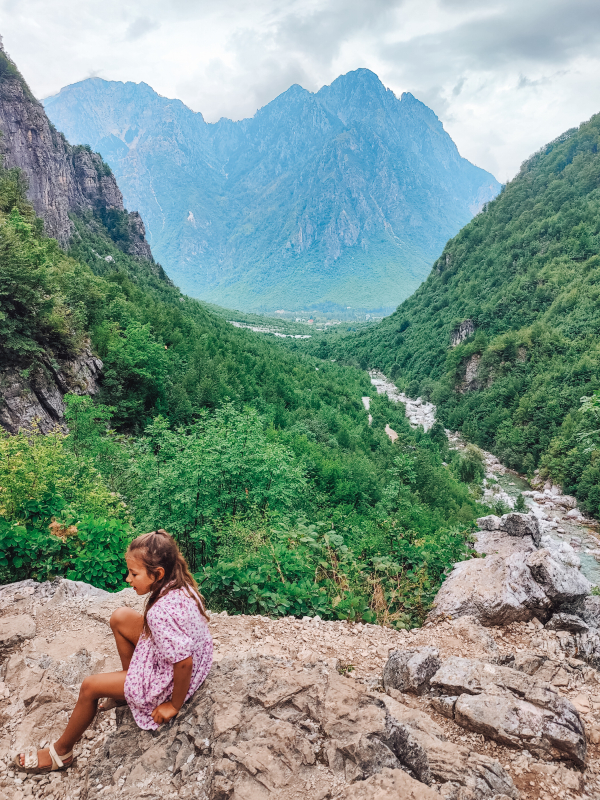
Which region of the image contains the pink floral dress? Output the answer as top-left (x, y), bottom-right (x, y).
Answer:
top-left (124, 588), bottom-right (213, 730)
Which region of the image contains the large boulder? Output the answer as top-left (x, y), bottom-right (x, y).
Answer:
top-left (526, 549), bottom-right (591, 602)
top-left (431, 657), bottom-right (587, 766)
top-left (429, 552), bottom-right (550, 625)
top-left (382, 648), bottom-right (441, 695)
top-left (82, 654), bottom-right (516, 800)
top-left (500, 513), bottom-right (542, 546)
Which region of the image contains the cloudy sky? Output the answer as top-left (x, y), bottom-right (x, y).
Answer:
top-left (2, 0), bottom-right (599, 181)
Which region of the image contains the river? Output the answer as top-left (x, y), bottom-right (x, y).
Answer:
top-left (368, 369), bottom-right (600, 587)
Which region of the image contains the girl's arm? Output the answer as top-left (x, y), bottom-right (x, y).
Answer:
top-left (151, 656), bottom-right (193, 725)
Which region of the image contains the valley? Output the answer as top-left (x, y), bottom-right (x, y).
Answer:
top-left (1, 30), bottom-right (600, 800)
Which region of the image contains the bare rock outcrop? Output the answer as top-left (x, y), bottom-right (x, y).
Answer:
top-left (430, 657), bottom-right (587, 766)
top-left (429, 513), bottom-right (592, 628)
top-left (0, 43), bottom-right (152, 259)
top-left (382, 647), bottom-right (441, 696)
top-left (0, 345), bottom-right (103, 433)
top-left (82, 653), bottom-right (518, 800)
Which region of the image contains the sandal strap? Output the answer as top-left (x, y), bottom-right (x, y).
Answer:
top-left (49, 744), bottom-right (72, 770)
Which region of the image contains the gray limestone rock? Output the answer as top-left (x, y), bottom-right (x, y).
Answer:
top-left (383, 647), bottom-right (442, 695)
top-left (526, 549), bottom-right (591, 603)
top-left (476, 515), bottom-right (502, 531)
top-left (429, 552), bottom-right (550, 626)
top-left (0, 346), bottom-right (103, 434)
top-left (431, 656), bottom-right (586, 766)
top-left (500, 513), bottom-right (542, 546)
top-left (78, 654), bottom-right (516, 800)
top-left (0, 46), bottom-right (153, 258)
top-left (0, 614), bottom-right (36, 649)
top-left (340, 767), bottom-right (440, 800)
top-left (430, 695), bottom-right (457, 719)
top-left (545, 613), bottom-right (589, 633)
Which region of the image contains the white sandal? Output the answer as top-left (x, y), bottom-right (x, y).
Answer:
top-left (14, 743), bottom-right (74, 773)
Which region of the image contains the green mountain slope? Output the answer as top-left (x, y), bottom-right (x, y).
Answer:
top-left (43, 71), bottom-right (500, 313)
top-left (1, 161), bottom-right (491, 618)
top-left (335, 114), bottom-right (600, 514)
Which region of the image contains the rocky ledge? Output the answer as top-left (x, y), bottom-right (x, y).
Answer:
top-left (0, 578), bottom-right (599, 800)
top-left (0, 345), bottom-right (103, 434)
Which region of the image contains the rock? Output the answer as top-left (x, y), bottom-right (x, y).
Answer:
top-left (500, 513), bottom-right (542, 546)
top-left (476, 516), bottom-right (502, 531)
top-left (539, 535), bottom-right (580, 569)
top-left (430, 696), bottom-right (457, 719)
top-left (545, 613), bottom-right (589, 633)
top-left (449, 616), bottom-right (497, 652)
top-left (46, 648), bottom-right (106, 687)
top-left (556, 764), bottom-right (584, 791)
top-left (0, 47), bottom-right (153, 256)
top-left (588, 725), bottom-right (600, 744)
top-left (381, 694), bottom-right (519, 799)
top-left (429, 552), bottom-right (550, 626)
top-left (431, 656), bottom-right (587, 766)
top-left (526, 549), bottom-right (591, 602)
top-left (0, 614), bottom-right (36, 649)
top-left (473, 528), bottom-right (537, 559)
top-left (382, 648), bottom-right (442, 695)
top-left (0, 347), bottom-right (103, 434)
top-left (81, 654), bottom-right (516, 800)
top-left (558, 595), bottom-right (600, 629)
top-left (341, 767), bottom-right (440, 799)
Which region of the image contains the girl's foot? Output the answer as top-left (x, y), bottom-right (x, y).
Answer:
top-left (16, 743), bottom-right (74, 772)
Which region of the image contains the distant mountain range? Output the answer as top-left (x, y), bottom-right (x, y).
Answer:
top-left (44, 70), bottom-right (500, 313)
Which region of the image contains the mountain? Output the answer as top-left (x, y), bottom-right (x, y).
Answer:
top-left (0, 45), bottom-right (151, 259)
top-left (334, 114), bottom-right (600, 516)
top-left (43, 70), bottom-right (500, 313)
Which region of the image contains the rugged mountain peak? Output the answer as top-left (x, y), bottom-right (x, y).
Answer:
top-left (44, 71), bottom-right (501, 312)
top-left (0, 47), bottom-right (152, 257)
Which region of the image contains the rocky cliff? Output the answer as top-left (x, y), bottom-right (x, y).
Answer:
top-left (43, 70), bottom-right (500, 312)
top-left (0, 345), bottom-right (102, 434)
top-left (0, 571), bottom-right (599, 800)
top-left (0, 43), bottom-right (151, 259)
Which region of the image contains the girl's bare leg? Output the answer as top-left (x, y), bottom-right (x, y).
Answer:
top-left (110, 607), bottom-right (144, 670)
top-left (19, 670), bottom-right (127, 768)
top-left (18, 607), bottom-right (143, 769)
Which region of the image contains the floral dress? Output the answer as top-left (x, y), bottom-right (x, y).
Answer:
top-left (124, 587), bottom-right (213, 730)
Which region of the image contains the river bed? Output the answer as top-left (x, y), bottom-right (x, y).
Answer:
top-left (368, 370), bottom-right (600, 587)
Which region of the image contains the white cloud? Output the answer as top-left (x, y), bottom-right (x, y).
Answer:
top-left (1, 0), bottom-right (598, 179)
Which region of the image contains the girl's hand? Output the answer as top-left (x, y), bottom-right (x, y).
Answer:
top-left (151, 701), bottom-right (179, 725)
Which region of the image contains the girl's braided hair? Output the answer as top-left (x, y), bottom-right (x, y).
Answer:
top-left (127, 529), bottom-right (208, 635)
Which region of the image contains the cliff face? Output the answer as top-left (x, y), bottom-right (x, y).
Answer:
top-left (0, 345), bottom-right (103, 434)
top-left (43, 70), bottom-right (501, 313)
top-left (0, 44), bottom-right (152, 259)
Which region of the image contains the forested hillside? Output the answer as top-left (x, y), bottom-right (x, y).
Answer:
top-left (0, 159), bottom-right (493, 624)
top-left (334, 113), bottom-right (600, 515)
top-left (43, 71), bottom-right (499, 313)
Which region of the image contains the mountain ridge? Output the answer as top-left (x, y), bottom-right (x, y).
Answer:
top-left (43, 70), bottom-right (500, 313)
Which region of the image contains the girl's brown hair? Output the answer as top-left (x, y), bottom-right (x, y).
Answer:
top-left (127, 529), bottom-right (209, 634)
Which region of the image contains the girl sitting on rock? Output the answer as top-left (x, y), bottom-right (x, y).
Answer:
top-left (16, 529), bottom-right (213, 773)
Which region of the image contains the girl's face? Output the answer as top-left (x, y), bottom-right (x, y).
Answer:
top-left (126, 555), bottom-right (163, 595)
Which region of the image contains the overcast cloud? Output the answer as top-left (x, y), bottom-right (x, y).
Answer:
top-left (1, 0), bottom-right (599, 180)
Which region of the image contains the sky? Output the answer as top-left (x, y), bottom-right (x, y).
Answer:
top-left (2, 0), bottom-right (600, 182)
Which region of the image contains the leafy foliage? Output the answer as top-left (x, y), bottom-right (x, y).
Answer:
top-left (334, 113), bottom-right (600, 515)
top-left (0, 163), bottom-right (489, 623)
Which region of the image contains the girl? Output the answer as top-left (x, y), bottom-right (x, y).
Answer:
top-left (16, 529), bottom-right (213, 772)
